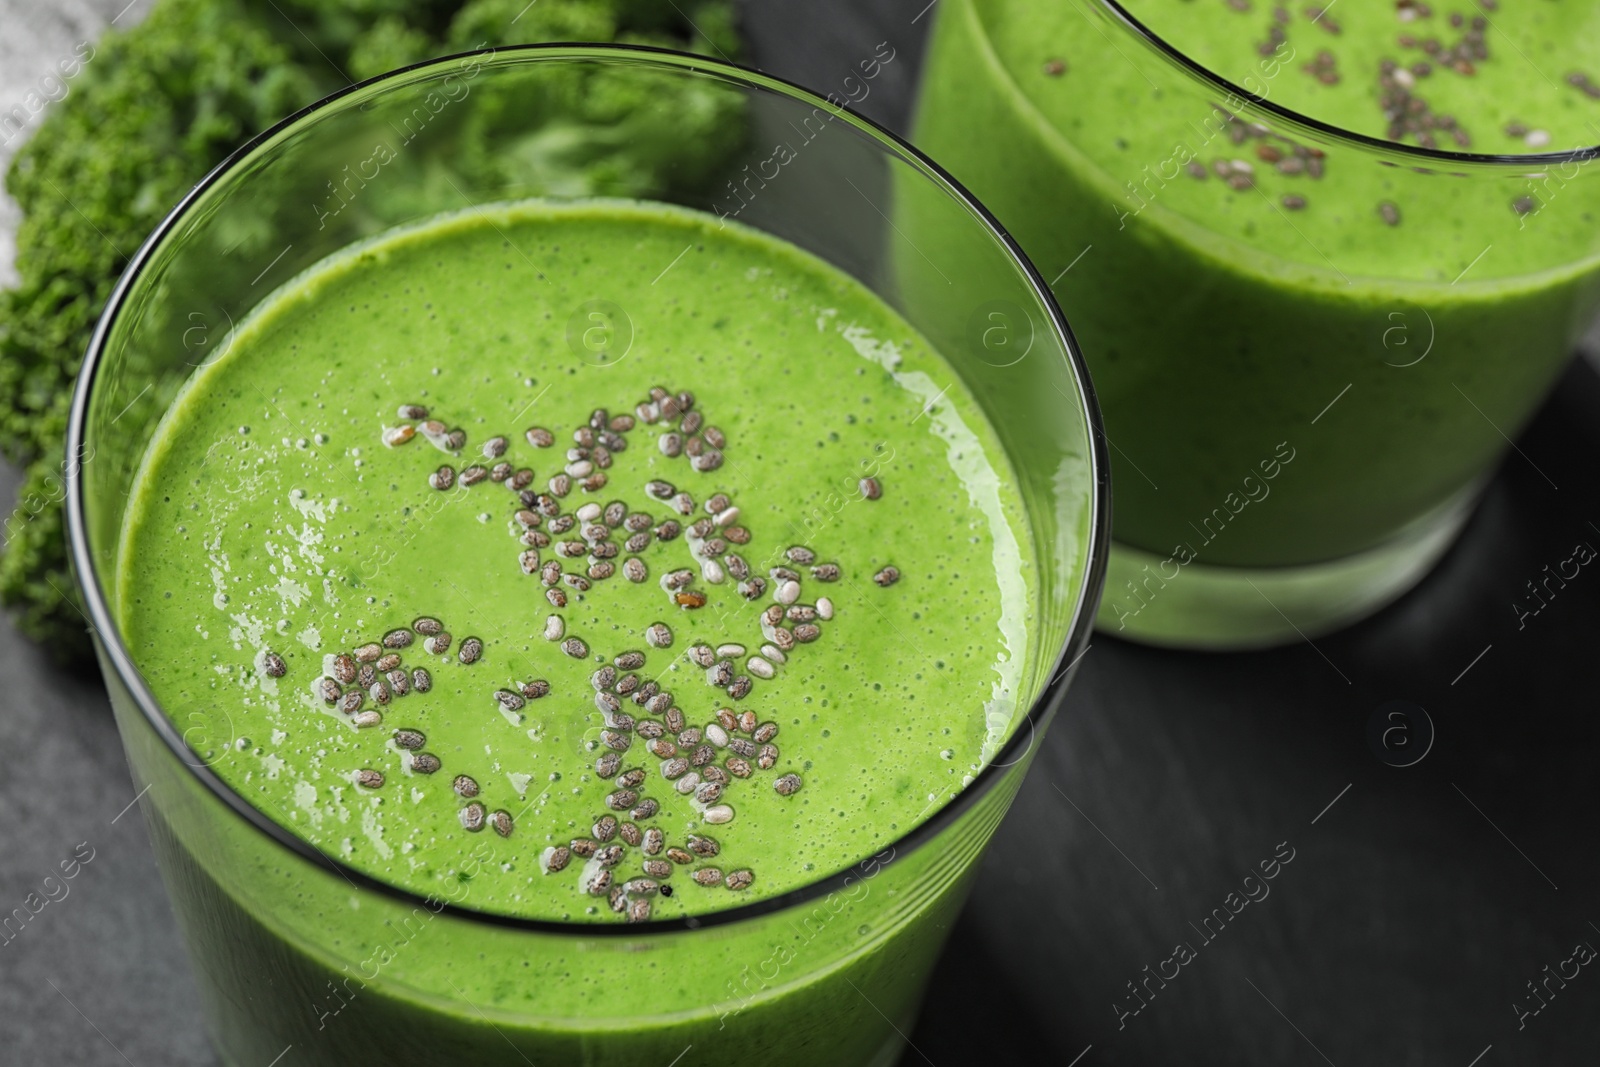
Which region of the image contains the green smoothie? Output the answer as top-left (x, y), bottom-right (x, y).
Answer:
top-left (913, 0), bottom-right (1600, 628)
top-left (113, 199), bottom-right (1049, 1061)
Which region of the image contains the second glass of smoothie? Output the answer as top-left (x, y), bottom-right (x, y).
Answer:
top-left (913, 0), bottom-right (1600, 647)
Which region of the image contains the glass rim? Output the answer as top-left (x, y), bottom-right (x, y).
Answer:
top-left (64, 42), bottom-right (1110, 937)
top-left (1082, 0), bottom-right (1600, 166)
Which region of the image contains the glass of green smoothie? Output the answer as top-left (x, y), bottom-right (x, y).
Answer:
top-left (913, 0), bottom-right (1600, 647)
top-left (65, 46), bottom-right (1105, 1066)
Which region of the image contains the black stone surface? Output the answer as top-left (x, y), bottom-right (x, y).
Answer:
top-left (3, 2), bottom-right (1598, 1065)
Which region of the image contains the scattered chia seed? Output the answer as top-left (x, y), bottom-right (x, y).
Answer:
top-left (873, 566), bottom-right (901, 587)
top-left (489, 810), bottom-right (514, 837)
top-left (686, 834), bottom-right (720, 858)
top-left (458, 637), bottom-right (483, 664)
top-left (1569, 71), bottom-right (1600, 100)
top-left (411, 753), bottom-right (441, 774)
top-left (356, 769), bottom-right (384, 789)
top-left (631, 798), bottom-right (660, 820)
top-left (725, 869), bottom-right (754, 891)
top-left (774, 773), bottom-right (803, 796)
top-left (596, 753), bottom-right (622, 778)
top-left (453, 774), bottom-right (479, 797)
top-left (666, 848), bottom-right (693, 865)
top-left (561, 637), bottom-right (589, 659)
top-left (693, 868), bottom-right (723, 887)
top-left (547, 846), bottom-right (572, 873)
top-left (459, 803), bottom-right (486, 831)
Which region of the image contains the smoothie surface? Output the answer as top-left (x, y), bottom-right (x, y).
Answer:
top-left (117, 200), bottom-right (1042, 923)
top-left (975, 0), bottom-right (1600, 281)
top-left (1127, 0), bottom-right (1600, 152)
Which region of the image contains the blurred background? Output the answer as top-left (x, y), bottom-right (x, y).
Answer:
top-left (2, 1), bottom-right (1599, 1064)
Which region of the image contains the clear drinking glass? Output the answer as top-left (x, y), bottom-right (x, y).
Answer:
top-left (913, 0), bottom-right (1600, 647)
top-left (66, 46), bottom-right (1106, 1067)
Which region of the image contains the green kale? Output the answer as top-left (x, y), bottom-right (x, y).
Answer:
top-left (0, 0), bottom-right (741, 661)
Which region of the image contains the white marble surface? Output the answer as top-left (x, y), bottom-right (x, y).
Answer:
top-left (0, 0), bottom-right (141, 285)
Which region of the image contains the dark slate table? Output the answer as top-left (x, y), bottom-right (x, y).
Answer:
top-left (3, 2), bottom-right (1598, 1064)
